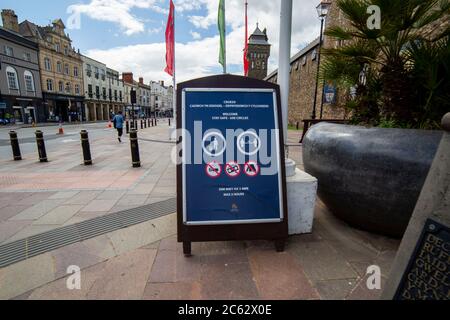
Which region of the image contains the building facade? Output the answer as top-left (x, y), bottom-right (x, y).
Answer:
top-left (137, 77), bottom-right (151, 117)
top-left (150, 80), bottom-right (173, 117)
top-left (0, 11), bottom-right (44, 124)
top-left (247, 24), bottom-right (270, 80)
top-left (19, 18), bottom-right (84, 122)
top-left (265, 0), bottom-right (347, 126)
top-left (106, 68), bottom-right (125, 116)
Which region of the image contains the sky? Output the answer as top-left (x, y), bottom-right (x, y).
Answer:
top-left (1, 0), bottom-right (322, 84)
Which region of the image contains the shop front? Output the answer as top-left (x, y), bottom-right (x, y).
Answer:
top-left (43, 93), bottom-right (85, 123)
top-left (0, 96), bottom-right (45, 125)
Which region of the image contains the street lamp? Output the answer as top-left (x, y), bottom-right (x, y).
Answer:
top-left (312, 0), bottom-right (331, 120)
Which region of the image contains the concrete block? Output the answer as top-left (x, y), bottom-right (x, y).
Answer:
top-left (287, 169), bottom-right (318, 235)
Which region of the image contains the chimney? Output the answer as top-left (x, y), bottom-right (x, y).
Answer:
top-left (160, 81), bottom-right (164, 87)
top-left (139, 77), bottom-right (144, 85)
top-left (122, 72), bottom-right (134, 84)
top-left (1, 9), bottom-right (19, 33)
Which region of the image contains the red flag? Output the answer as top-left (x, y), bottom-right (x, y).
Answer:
top-left (165, 0), bottom-right (175, 76)
top-left (243, 1), bottom-right (249, 76)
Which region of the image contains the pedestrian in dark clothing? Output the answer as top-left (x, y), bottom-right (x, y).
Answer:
top-left (113, 111), bottom-right (125, 143)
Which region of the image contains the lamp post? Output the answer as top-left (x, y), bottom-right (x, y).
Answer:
top-left (311, 1), bottom-right (331, 120)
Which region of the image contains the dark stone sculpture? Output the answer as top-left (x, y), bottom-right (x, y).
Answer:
top-left (303, 123), bottom-right (443, 238)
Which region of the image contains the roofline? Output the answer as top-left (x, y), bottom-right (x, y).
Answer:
top-left (0, 26), bottom-right (39, 50)
top-left (265, 38), bottom-right (320, 80)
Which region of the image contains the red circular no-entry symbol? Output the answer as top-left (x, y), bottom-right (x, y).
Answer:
top-left (205, 162), bottom-right (222, 178)
top-left (225, 161), bottom-right (241, 178)
top-left (244, 161), bottom-right (260, 177)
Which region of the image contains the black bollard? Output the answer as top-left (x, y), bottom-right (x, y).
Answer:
top-left (144, 119), bottom-right (147, 129)
top-left (35, 130), bottom-right (48, 162)
top-left (296, 122), bottom-right (299, 130)
top-left (168, 118), bottom-right (171, 127)
top-left (9, 131), bottom-right (22, 161)
top-left (126, 120), bottom-right (130, 134)
top-left (129, 130), bottom-right (141, 168)
top-left (80, 130), bottom-right (92, 165)
top-left (154, 118), bottom-right (158, 127)
top-left (148, 118), bottom-right (151, 127)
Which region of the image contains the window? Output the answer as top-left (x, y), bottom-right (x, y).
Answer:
top-left (44, 58), bottom-right (52, 71)
top-left (47, 79), bottom-right (53, 91)
top-left (64, 46), bottom-right (68, 55)
top-left (114, 90), bottom-right (118, 101)
top-left (55, 43), bottom-right (60, 52)
top-left (86, 64), bottom-right (92, 77)
top-left (65, 82), bottom-right (71, 94)
top-left (58, 81), bottom-right (64, 92)
top-left (100, 69), bottom-right (106, 81)
top-left (6, 66), bottom-right (19, 90)
top-left (75, 84), bottom-right (80, 95)
top-left (64, 63), bottom-right (70, 75)
top-left (24, 71), bottom-right (35, 92)
top-left (301, 56), bottom-right (307, 66)
top-left (88, 84), bottom-right (93, 98)
top-left (94, 67), bottom-right (99, 79)
top-left (73, 66), bottom-right (79, 77)
top-left (57, 61), bottom-right (62, 73)
top-left (102, 87), bottom-right (107, 99)
top-left (4, 46), bottom-right (14, 57)
top-left (311, 49), bottom-right (317, 61)
top-left (262, 62), bottom-right (266, 70)
top-left (95, 86), bottom-right (100, 98)
top-left (23, 52), bottom-right (31, 62)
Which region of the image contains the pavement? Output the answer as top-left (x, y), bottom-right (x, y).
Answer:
top-left (0, 125), bottom-right (400, 300)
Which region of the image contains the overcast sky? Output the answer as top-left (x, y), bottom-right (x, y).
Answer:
top-left (1, 0), bottom-right (322, 83)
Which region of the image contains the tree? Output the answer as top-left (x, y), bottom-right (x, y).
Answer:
top-left (321, 0), bottom-right (450, 128)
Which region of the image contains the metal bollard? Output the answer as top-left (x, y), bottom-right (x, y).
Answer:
top-left (144, 119), bottom-right (147, 129)
top-left (126, 120), bottom-right (130, 134)
top-left (154, 118), bottom-right (158, 126)
top-left (148, 118), bottom-right (151, 127)
top-left (9, 131), bottom-right (22, 161)
top-left (129, 130), bottom-right (141, 168)
top-left (141, 120), bottom-right (144, 130)
top-left (80, 130), bottom-right (92, 165)
top-left (168, 118), bottom-right (171, 127)
top-left (35, 130), bottom-right (48, 162)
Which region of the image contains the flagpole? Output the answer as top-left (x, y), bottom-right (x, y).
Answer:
top-left (223, 0), bottom-right (227, 74)
top-left (173, 7), bottom-right (176, 125)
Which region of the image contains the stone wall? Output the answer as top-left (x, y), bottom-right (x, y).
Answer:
top-left (266, 0), bottom-right (348, 126)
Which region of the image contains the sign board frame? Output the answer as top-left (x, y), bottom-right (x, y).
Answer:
top-left (177, 74), bottom-right (289, 256)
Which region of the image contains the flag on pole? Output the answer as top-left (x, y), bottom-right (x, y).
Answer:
top-left (164, 0), bottom-right (175, 76)
top-left (218, 0), bottom-right (226, 73)
top-left (243, 1), bottom-right (249, 76)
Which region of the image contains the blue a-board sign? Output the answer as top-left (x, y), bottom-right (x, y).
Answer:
top-left (182, 88), bottom-right (284, 226)
top-left (177, 74), bottom-right (288, 255)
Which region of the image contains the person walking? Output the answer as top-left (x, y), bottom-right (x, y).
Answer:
top-left (112, 111), bottom-right (125, 143)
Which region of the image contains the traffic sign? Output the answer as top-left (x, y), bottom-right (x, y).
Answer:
top-left (225, 161), bottom-right (241, 178)
top-left (244, 161), bottom-right (260, 177)
top-left (205, 161), bottom-right (222, 178)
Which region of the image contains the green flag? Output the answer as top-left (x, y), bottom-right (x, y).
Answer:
top-left (218, 0), bottom-right (226, 73)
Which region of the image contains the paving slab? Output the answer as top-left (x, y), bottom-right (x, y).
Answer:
top-left (34, 205), bottom-right (84, 225)
top-left (10, 199), bottom-right (65, 221)
top-left (248, 248), bottom-right (319, 300)
top-left (81, 200), bottom-right (118, 212)
top-left (0, 253), bottom-right (55, 300)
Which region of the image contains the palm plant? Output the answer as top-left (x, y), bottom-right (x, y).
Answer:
top-left (321, 0), bottom-right (450, 128)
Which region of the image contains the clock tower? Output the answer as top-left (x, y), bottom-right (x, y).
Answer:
top-left (247, 24), bottom-right (271, 80)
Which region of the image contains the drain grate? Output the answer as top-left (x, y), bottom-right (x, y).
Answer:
top-left (0, 198), bottom-right (176, 268)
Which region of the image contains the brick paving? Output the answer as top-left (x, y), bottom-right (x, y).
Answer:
top-left (0, 127), bottom-right (400, 300)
